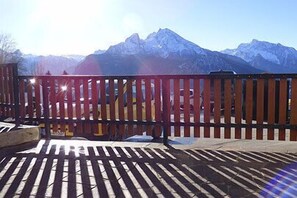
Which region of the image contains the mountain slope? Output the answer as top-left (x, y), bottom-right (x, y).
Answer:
top-left (19, 54), bottom-right (84, 75)
top-left (75, 28), bottom-right (261, 75)
top-left (222, 39), bottom-right (297, 73)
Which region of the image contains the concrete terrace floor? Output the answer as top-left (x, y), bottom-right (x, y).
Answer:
top-left (0, 138), bottom-right (297, 197)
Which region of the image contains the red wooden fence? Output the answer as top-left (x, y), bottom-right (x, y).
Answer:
top-left (1, 63), bottom-right (297, 143)
top-left (0, 63), bottom-right (19, 126)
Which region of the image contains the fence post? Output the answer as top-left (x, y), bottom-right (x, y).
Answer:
top-left (12, 63), bottom-right (20, 128)
top-left (42, 78), bottom-right (51, 139)
top-left (162, 78), bottom-right (170, 145)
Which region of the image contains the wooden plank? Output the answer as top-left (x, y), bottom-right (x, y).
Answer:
top-left (245, 79), bottom-right (253, 139)
top-left (0, 67), bottom-right (3, 117)
top-left (100, 79), bottom-right (107, 135)
top-left (27, 80), bottom-right (34, 119)
top-left (73, 79), bottom-right (82, 135)
top-left (34, 79), bottom-right (41, 118)
top-left (203, 79), bottom-right (211, 138)
top-left (66, 79), bottom-right (74, 133)
top-left (145, 79), bottom-right (152, 135)
top-left (109, 79), bottom-right (116, 137)
top-left (173, 79), bottom-right (180, 137)
top-left (183, 79), bottom-right (190, 137)
top-left (290, 78), bottom-right (297, 141)
top-left (83, 79), bottom-right (91, 134)
top-left (278, 79), bottom-right (287, 140)
top-left (235, 79), bottom-right (242, 139)
top-left (74, 79), bottom-right (81, 119)
top-left (126, 80), bottom-right (134, 135)
top-left (58, 79), bottom-right (66, 133)
top-left (267, 79), bottom-right (275, 140)
top-left (193, 79), bottom-right (200, 137)
top-left (162, 79), bottom-right (171, 143)
top-left (4, 66), bottom-right (9, 117)
top-left (256, 79), bottom-right (264, 140)
top-left (83, 79), bottom-right (90, 119)
top-left (19, 80), bottom-right (26, 119)
top-left (154, 78), bottom-right (162, 138)
top-left (117, 79), bottom-right (125, 136)
top-left (91, 78), bottom-right (99, 134)
top-left (49, 79), bottom-right (58, 133)
top-left (66, 79), bottom-right (73, 119)
top-left (2, 67), bottom-right (7, 117)
top-left (224, 79), bottom-right (232, 139)
top-left (213, 79), bottom-right (221, 138)
top-left (136, 79), bottom-right (143, 134)
top-left (7, 66), bottom-right (13, 116)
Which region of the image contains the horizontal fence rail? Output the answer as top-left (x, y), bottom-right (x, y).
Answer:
top-left (1, 63), bottom-right (297, 142)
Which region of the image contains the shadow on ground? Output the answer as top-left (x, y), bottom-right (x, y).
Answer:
top-left (0, 140), bottom-right (297, 197)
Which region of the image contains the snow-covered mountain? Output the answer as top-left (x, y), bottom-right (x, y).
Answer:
top-left (75, 28), bottom-right (261, 75)
top-left (106, 28), bottom-right (206, 58)
top-left (222, 39), bottom-right (297, 73)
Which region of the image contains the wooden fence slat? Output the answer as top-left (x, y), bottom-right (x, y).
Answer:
top-left (203, 79), bottom-right (210, 138)
top-left (19, 80), bottom-right (25, 119)
top-left (83, 79), bottom-right (91, 134)
top-left (256, 79), bottom-right (264, 140)
top-left (74, 80), bottom-right (81, 119)
top-left (162, 79), bottom-right (170, 143)
top-left (117, 79), bottom-right (125, 136)
top-left (8, 66), bottom-right (13, 116)
top-left (5, 67), bottom-right (10, 116)
top-left (109, 79), bottom-right (116, 137)
top-left (127, 80), bottom-right (134, 135)
top-left (193, 79), bottom-right (200, 137)
top-left (100, 79), bottom-right (107, 135)
top-left (145, 79), bottom-right (152, 135)
top-left (245, 79), bottom-right (253, 139)
top-left (224, 79), bottom-right (232, 139)
top-left (183, 79), bottom-right (190, 137)
top-left (58, 79), bottom-right (66, 133)
top-left (66, 79), bottom-right (74, 134)
top-left (154, 78), bottom-right (162, 138)
top-left (27, 80), bottom-right (34, 119)
top-left (90, 78), bottom-right (98, 135)
top-left (278, 79), bottom-right (288, 140)
top-left (0, 67), bottom-right (3, 117)
top-left (34, 79), bottom-right (41, 118)
top-left (214, 79), bottom-right (221, 138)
top-left (267, 79), bottom-right (275, 140)
top-left (136, 79), bottom-right (143, 134)
top-left (83, 79), bottom-right (90, 119)
top-left (66, 79), bottom-right (74, 119)
top-left (173, 79), bottom-right (180, 137)
top-left (49, 79), bottom-right (58, 133)
top-left (235, 79), bottom-right (242, 139)
top-left (290, 78), bottom-right (297, 141)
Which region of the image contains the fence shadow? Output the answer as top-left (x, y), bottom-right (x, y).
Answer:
top-left (0, 140), bottom-right (297, 197)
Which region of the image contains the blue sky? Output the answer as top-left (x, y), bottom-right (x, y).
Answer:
top-left (1, 0), bottom-right (296, 55)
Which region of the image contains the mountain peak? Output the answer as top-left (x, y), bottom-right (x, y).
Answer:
top-left (105, 28), bottom-right (206, 58)
top-left (222, 39), bottom-right (297, 72)
top-left (251, 39), bottom-right (259, 43)
top-left (125, 33), bottom-right (141, 43)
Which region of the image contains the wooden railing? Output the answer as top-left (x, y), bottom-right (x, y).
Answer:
top-left (0, 63), bottom-right (20, 127)
top-left (1, 63), bottom-right (297, 143)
